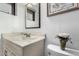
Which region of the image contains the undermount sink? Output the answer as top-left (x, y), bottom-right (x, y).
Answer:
top-left (8, 35), bottom-right (43, 43)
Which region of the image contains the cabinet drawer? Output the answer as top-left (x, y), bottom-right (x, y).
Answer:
top-left (4, 39), bottom-right (23, 56)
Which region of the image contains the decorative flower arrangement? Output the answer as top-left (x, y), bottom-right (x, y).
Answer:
top-left (56, 33), bottom-right (72, 50)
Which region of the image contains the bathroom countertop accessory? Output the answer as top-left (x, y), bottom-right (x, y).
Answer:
top-left (56, 33), bottom-right (72, 50)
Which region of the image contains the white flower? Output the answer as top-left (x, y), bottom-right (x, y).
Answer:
top-left (58, 33), bottom-right (70, 38)
top-left (56, 33), bottom-right (72, 43)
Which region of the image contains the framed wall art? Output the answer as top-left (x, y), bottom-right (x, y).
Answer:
top-left (0, 3), bottom-right (16, 15)
top-left (47, 3), bottom-right (79, 16)
top-left (25, 3), bottom-right (40, 29)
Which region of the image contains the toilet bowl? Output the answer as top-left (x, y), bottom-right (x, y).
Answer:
top-left (47, 44), bottom-right (79, 56)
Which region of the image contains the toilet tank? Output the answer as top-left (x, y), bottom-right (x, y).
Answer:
top-left (47, 44), bottom-right (79, 56)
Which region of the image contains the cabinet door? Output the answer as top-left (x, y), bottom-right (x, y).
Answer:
top-left (23, 40), bottom-right (44, 56)
top-left (4, 49), bottom-right (16, 56)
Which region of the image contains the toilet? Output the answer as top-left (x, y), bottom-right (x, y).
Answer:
top-left (47, 44), bottom-right (77, 56)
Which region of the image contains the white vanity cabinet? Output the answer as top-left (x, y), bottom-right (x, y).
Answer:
top-left (3, 34), bottom-right (45, 56)
top-left (4, 48), bottom-right (16, 56)
top-left (3, 39), bottom-right (23, 56)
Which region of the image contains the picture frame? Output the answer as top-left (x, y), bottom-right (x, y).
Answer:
top-left (25, 3), bottom-right (41, 29)
top-left (0, 3), bottom-right (16, 15)
top-left (47, 3), bottom-right (79, 16)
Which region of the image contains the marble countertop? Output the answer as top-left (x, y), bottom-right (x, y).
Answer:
top-left (6, 36), bottom-right (45, 47)
top-left (3, 33), bottom-right (45, 47)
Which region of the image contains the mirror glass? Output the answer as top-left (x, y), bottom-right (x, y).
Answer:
top-left (25, 3), bottom-right (40, 29)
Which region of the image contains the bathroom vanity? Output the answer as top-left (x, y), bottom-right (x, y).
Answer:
top-left (2, 33), bottom-right (45, 56)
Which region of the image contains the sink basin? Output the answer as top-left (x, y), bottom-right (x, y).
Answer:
top-left (9, 35), bottom-right (40, 41)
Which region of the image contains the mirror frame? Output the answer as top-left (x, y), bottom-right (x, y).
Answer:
top-left (25, 3), bottom-right (41, 29)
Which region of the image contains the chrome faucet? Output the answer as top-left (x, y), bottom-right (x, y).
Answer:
top-left (24, 33), bottom-right (31, 37)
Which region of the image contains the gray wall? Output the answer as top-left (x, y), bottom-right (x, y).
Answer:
top-left (0, 4), bottom-right (26, 55)
top-left (26, 3), bottom-right (79, 55)
top-left (40, 3), bottom-right (79, 55)
top-left (0, 3), bottom-right (79, 55)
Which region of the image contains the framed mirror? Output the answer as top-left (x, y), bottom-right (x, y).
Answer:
top-left (25, 3), bottom-right (40, 29)
top-left (0, 3), bottom-right (15, 15)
